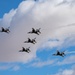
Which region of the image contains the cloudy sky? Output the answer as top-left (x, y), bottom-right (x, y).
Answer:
top-left (0, 0), bottom-right (75, 75)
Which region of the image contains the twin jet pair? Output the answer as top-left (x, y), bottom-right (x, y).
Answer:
top-left (0, 27), bottom-right (41, 35)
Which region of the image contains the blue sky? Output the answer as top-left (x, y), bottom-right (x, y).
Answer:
top-left (0, 0), bottom-right (23, 18)
top-left (0, 0), bottom-right (75, 75)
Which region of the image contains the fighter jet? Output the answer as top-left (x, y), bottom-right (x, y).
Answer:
top-left (19, 47), bottom-right (31, 53)
top-left (28, 28), bottom-right (41, 35)
top-left (0, 27), bottom-right (10, 33)
top-left (53, 50), bottom-right (66, 57)
top-left (24, 38), bottom-right (37, 44)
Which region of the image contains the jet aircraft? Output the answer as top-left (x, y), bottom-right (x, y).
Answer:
top-left (0, 27), bottom-right (10, 33)
top-left (24, 38), bottom-right (37, 44)
top-left (19, 47), bottom-right (31, 53)
top-left (53, 50), bottom-right (66, 57)
top-left (28, 28), bottom-right (41, 35)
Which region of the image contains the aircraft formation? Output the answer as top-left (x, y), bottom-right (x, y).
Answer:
top-left (19, 28), bottom-right (41, 53)
top-left (0, 27), bottom-right (66, 57)
top-left (0, 27), bottom-right (41, 53)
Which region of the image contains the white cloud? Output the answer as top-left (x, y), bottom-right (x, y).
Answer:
top-left (57, 55), bottom-right (75, 65)
top-left (0, 64), bottom-right (20, 71)
top-left (0, 0), bottom-right (75, 63)
top-left (41, 39), bottom-right (63, 49)
top-left (30, 59), bottom-right (55, 67)
top-left (0, 9), bottom-right (16, 28)
top-left (48, 65), bottom-right (75, 75)
top-left (55, 68), bottom-right (75, 75)
top-left (12, 65), bottom-right (20, 71)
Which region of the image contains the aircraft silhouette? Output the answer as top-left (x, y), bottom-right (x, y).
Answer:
top-left (24, 38), bottom-right (37, 44)
top-left (0, 27), bottom-right (10, 33)
top-left (53, 50), bottom-right (66, 57)
top-left (19, 47), bottom-right (31, 53)
top-left (28, 28), bottom-right (41, 35)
